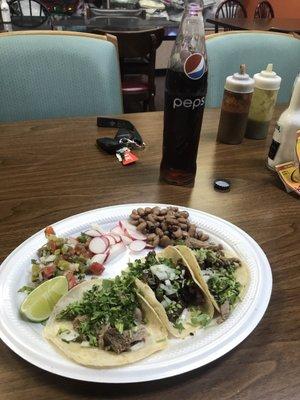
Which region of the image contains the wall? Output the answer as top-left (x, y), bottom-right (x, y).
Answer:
top-left (245, 0), bottom-right (300, 18)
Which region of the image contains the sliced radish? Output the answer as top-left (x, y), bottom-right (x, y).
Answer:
top-left (129, 240), bottom-right (147, 252)
top-left (125, 228), bottom-right (147, 241)
top-left (103, 234), bottom-right (116, 246)
top-left (90, 223), bottom-right (106, 235)
top-left (91, 253), bottom-right (107, 264)
top-left (106, 242), bottom-right (126, 263)
top-left (109, 234), bottom-right (122, 243)
top-left (119, 220), bottom-right (134, 233)
top-left (88, 237), bottom-right (109, 254)
top-left (120, 235), bottom-right (133, 245)
top-left (110, 226), bottom-right (125, 236)
top-left (85, 229), bottom-right (102, 237)
top-left (119, 220), bottom-right (147, 240)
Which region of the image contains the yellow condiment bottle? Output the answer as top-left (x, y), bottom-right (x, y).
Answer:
top-left (245, 64), bottom-right (281, 140)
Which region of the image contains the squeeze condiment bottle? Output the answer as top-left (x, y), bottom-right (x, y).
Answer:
top-left (267, 74), bottom-right (300, 170)
top-left (217, 65), bottom-right (254, 144)
top-left (245, 64), bottom-right (281, 140)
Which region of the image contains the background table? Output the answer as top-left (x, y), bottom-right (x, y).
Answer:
top-left (0, 108), bottom-right (299, 400)
top-left (206, 17), bottom-right (300, 33)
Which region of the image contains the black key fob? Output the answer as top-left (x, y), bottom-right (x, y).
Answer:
top-left (96, 137), bottom-right (124, 155)
top-left (97, 117), bottom-right (135, 131)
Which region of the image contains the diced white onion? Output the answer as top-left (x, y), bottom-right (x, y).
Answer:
top-left (179, 308), bottom-right (189, 322)
top-left (58, 329), bottom-right (79, 342)
top-left (150, 264), bottom-right (177, 281)
top-left (159, 283), bottom-right (177, 295)
top-left (161, 295), bottom-right (172, 309)
top-left (202, 269), bottom-right (213, 282)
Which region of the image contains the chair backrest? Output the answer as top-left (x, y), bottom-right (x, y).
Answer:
top-left (215, 0), bottom-right (247, 19)
top-left (8, 0), bottom-right (50, 27)
top-left (0, 31), bottom-right (123, 122)
top-left (254, 1), bottom-right (274, 19)
top-left (93, 27), bottom-right (164, 89)
top-left (94, 28), bottom-right (164, 59)
top-left (205, 31), bottom-right (300, 107)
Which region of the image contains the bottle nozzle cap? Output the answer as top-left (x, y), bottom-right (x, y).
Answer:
top-left (253, 63), bottom-right (282, 90)
top-left (225, 64), bottom-right (254, 93)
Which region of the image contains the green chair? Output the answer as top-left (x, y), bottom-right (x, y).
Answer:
top-left (206, 31), bottom-right (300, 107)
top-left (0, 31), bottom-right (123, 122)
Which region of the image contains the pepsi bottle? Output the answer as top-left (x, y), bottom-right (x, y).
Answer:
top-left (160, 0), bottom-right (208, 187)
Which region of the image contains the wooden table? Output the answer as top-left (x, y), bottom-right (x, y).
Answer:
top-left (0, 108), bottom-right (299, 400)
top-left (206, 17), bottom-right (300, 33)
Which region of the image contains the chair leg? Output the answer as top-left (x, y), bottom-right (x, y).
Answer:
top-left (215, 24), bottom-right (219, 33)
top-left (148, 94), bottom-right (155, 111)
top-left (143, 100), bottom-right (149, 112)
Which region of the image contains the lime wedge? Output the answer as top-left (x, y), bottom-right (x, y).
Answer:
top-left (20, 276), bottom-right (68, 322)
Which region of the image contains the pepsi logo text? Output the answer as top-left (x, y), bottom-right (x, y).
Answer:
top-left (173, 97), bottom-right (205, 109)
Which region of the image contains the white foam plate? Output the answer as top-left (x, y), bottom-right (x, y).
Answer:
top-left (0, 203), bottom-right (272, 383)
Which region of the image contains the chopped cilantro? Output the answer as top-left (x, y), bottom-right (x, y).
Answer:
top-left (207, 270), bottom-right (241, 306)
top-left (56, 275), bottom-right (139, 346)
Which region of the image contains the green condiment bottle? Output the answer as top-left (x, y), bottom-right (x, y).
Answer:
top-left (245, 64), bottom-right (281, 140)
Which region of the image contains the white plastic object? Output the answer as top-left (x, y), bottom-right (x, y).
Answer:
top-left (267, 74), bottom-right (300, 169)
top-left (225, 64), bottom-right (254, 94)
top-left (1, 0), bottom-right (11, 24)
top-left (0, 203), bottom-right (272, 383)
top-left (253, 64), bottom-right (281, 91)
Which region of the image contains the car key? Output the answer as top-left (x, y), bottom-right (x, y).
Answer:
top-left (97, 117), bottom-right (135, 131)
top-left (96, 137), bottom-right (125, 155)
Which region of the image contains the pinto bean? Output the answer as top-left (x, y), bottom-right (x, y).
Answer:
top-left (152, 236), bottom-right (160, 247)
top-left (136, 221), bottom-right (147, 232)
top-left (129, 219), bottom-right (139, 226)
top-left (188, 226), bottom-right (196, 237)
top-left (155, 227), bottom-right (164, 237)
top-left (159, 235), bottom-right (173, 247)
top-left (147, 221), bottom-right (155, 229)
top-left (147, 233), bottom-right (157, 241)
top-left (147, 214), bottom-right (155, 223)
top-left (130, 213), bottom-right (140, 220)
top-left (201, 234), bottom-right (209, 241)
top-left (179, 223), bottom-right (188, 230)
top-left (173, 228), bottom-right (182, 239)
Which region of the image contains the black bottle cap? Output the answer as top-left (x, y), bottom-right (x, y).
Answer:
top-left (214, 179), bottom-right (231, 192)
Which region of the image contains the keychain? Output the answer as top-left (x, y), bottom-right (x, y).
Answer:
top-left (96, 118), bottom-right (145, 165)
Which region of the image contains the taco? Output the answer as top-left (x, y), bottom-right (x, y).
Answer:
top-left (43, 275), bottom-right (167, 367)
top-left (175, 245), bottom-right (248, 320)
top-left (126, 246), bottom-right (214, 338)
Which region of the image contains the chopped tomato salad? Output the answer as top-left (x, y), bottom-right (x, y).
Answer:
top-left (29, 227), bottom-right (104, 291)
